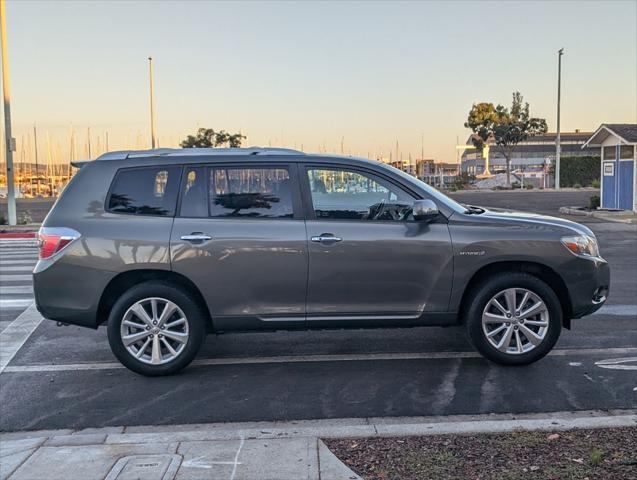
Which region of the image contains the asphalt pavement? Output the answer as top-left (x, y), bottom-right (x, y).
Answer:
top-left (0, 190), bottom-right (635, 433)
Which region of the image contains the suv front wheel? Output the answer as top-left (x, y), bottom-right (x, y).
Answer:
top-left (107, 281), bottom-right (206, 376)
top-left (465, 273), bottom-right (562, 365)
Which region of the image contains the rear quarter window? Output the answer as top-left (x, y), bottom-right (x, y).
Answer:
top-left (107, 166), bottom-right (180, 216)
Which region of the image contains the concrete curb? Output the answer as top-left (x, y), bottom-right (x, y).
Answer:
top-left (1, 411), bottom-right (635, 479)
top-left (559, 206), bottom-right (637, 224)
top-left (3, 409), bottom-right (635, 443)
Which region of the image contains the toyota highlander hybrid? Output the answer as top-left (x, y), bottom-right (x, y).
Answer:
top-left (33, 148), bottom-right (610, 376)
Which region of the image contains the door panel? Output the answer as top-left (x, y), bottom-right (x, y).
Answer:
top-left (170, 163), bottom-right (308, 330)
top-left (618, 161), bottom-right (634, 210)
top-left (306, 220), bottom-right (453, 317)
top-left (171, 219), bottom-right (308, 322)
top-left (302, 166), bottom-right (454, 324)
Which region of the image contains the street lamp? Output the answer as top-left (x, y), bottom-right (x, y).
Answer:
top-left (148, 57), bottom-right (157, 149)
top-left (555, 48), bottom-right (564, 190)
top-left (0, 0), bottom-right (16, 225)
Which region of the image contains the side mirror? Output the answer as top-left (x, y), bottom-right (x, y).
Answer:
top-left (412, 199), bottom-right (439, 221)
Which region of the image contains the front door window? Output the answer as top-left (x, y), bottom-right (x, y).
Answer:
top-left (307, 168), bottom-right (414, 221)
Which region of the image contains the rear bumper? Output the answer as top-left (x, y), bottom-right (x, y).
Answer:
top-left (33, 260), bottom-right (115, 329)
top-left (567, 257), bottom-right (610, 319)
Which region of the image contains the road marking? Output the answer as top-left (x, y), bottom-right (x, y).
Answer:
top-left (0, 275), bottom-right (32, 282)
top-left (0, 304), bottom-right (43, 374)
top-left (595, 357), bottom-right (637, 371)
top-left (0, 260), bottom-right (37, 265)
top-left (0, 298), bottom-right (34, 308)
top-left (0, 265), bottom-right (34, 272)
top-left (592, 304), bottom-right (637, 317)
top-left (4, 347), bottom-right (637, 374)
top-left (0, 285), bottom-right (33, 294)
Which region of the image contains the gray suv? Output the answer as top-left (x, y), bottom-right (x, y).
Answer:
top-left (34, 148), bottom-right (610, 376)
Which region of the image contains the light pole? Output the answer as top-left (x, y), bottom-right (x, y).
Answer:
top-left (555, 48), bottom-right (564, 190)
top-left (148, 57), bottom-right (157, 149)
top-left (1, 0), bottom-right (16, 225)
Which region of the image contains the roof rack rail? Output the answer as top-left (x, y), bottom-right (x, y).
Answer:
top-left (94, 147), bottom-right (305, 161)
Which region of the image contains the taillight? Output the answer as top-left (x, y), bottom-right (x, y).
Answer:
top-left (37, 227), bottom-right (80, 259)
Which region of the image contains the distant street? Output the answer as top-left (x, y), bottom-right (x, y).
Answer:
top-left (1, 189), bottom-right (635, 432)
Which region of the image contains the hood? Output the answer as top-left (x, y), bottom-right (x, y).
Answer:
top-left (472, 207), bottom-right (594, 237)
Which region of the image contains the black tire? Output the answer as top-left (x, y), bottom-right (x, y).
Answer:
top-left (107, 281), bottom-right (206, 376)
top-left (464, 272), bottom-right (562, 366)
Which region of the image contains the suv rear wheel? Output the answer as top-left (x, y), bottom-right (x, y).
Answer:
top-left (465, 273), bottom-right (562, 365)
top-left (107, 281), bottom-right (206, 376)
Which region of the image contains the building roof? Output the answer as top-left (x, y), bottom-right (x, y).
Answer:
top-left (582, 124), bottom-right (637, 148)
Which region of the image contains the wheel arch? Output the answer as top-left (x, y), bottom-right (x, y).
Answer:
top-left (97, 269), bottom-right (213, 331)
top-left (458, 261), bottom-right (572, 328)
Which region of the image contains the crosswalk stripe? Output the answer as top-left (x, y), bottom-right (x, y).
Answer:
top-left (0, 250), bottom-right (38, 255)
top-left (0, 275), bottom-right (32, 282)
top-left (0, 298), bottom-right (34, 308)
top-left (0, 266), bottom-right (34, 273)
top-left (0, 260), bottom-right (37, 265)
top-left (0, 286), bottom-right (33, 294)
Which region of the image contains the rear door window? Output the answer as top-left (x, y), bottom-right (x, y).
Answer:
top-left (209, 167), bottom-right (294, 218)
top-left (179, 166), bottom-right (208, 217)
top-left (107, 166), bottom-right (180, 216)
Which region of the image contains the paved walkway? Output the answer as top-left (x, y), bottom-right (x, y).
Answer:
top-left (2, 411), bottom-right (635, 480)
top-left (0, 239), bottom-right (37, 334)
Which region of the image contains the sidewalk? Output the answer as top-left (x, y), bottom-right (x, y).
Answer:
top-left (1, 411), bottom-right (635, 480)
top-left (559, 206), bottom-right (637, 224)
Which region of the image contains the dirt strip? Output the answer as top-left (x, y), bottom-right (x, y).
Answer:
top-left (324, 427), bottom-right (637, 480)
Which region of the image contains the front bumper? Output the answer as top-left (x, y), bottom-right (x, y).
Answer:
top-left (567, 257), bottom-right (610, 319)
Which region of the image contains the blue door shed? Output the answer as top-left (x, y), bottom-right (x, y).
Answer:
top-left (583, 124), bottom-right (637, 212)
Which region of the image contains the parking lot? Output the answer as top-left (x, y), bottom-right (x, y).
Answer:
top-left (1, 190), bottom-right (635, 432)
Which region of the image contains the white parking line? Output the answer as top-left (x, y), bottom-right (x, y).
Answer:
top-left (4, 347), bottom-right (637, 374)
top-left (0, 304), bottom-right (43, 374)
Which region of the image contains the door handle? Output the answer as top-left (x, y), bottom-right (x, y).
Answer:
top-left (311, 234), bottom-right (343, 244)
top-left (181, 233), bottom-right (213, 242)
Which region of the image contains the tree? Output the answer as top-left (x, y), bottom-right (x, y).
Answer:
top-left (180, 128), bottom-right (246, 148)
top-left (465, 92), bottom-right (547, 187)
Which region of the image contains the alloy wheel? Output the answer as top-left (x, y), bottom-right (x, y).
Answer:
top-left (481, 288), bottom-right (549, 355)
top-left (120, 297), bottom-right (189, 365)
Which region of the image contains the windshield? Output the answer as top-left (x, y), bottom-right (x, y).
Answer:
top-left (376, 163), bottom-right (468, 214)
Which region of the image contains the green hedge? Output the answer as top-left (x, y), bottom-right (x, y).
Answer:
top-left (550, 156), bottom-right (600, 187)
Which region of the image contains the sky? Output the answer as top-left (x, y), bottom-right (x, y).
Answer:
top-left (3, 0), bottom-right (637, 164)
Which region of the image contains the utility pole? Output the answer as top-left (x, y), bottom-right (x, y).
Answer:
top-left (1, 0), bottom-right (16, 224)
top-left (148, 57), bottom-right (157, 149)
top-left (555, 48), bottom-right (564, 190)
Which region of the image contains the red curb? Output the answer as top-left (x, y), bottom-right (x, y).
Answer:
top-left (0, 232), bottom-right (37, 238)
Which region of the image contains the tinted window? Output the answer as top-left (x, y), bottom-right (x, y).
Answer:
top-left (307, 168), bottom-right (414, 221)
top-left (209, 167), bottom-right (293, 218)
top-left (603, 146), bottom-right (616, 160)
top-left (108, 166), bottom-right (180, 216)
top-left (179, 166), bottom-right (207, 217)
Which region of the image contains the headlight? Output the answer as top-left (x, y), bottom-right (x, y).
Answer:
top-left (561, 234), bottom-right (600, 259)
